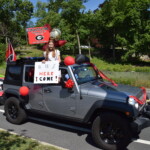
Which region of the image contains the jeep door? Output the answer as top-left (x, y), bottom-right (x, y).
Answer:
top-left (23, 65), bottom-right (46, 111)
top-left (42, 68), bottom-right (77, 117)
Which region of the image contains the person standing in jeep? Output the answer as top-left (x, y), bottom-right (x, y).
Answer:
top-left (43, 40), bottom-right (61, 63)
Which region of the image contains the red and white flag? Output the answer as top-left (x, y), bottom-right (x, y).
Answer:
top-left (6, 42), bottom-right (17, 62)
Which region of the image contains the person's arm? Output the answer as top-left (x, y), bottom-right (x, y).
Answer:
top-left (42, 51), bottom-right (46, 63)
top-left (58, 55), bottom-right (61, 63)
top-left (57, 50), bottom-right (61, 63)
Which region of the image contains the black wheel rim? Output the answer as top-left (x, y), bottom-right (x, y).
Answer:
top-left (8, 102), bottom-right (18, 119)
top-left (100, 122), bottom-right (124, 144)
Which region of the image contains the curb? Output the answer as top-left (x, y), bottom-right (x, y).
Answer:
top-left (0, 128), bottom-right (69, 150)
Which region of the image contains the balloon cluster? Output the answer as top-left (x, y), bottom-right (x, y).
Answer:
top-left (65, 79), bottom-right (74, 89)
top-left (43, 24), bottom-right (67, 50)
top-left (64, 54), bottom-right (90, 66)
top-left (50, 28), bottom-right (61, 40)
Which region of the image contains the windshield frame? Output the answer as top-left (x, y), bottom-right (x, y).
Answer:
top-left (71, 64), bottom-right (99, 85)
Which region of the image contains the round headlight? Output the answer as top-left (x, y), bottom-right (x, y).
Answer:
top-left (128, 97), bottom-right (136, 105)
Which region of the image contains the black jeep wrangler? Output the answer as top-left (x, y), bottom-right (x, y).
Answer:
top-left (1, 56), bottom-right (150, 150)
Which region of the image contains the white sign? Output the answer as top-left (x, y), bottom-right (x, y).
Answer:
top-left (34, 61), bottom-right (60, 84)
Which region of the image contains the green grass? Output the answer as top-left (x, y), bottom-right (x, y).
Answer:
top-left (0, 63), bottom-right (6, 76)
top-left (0, 130), bottom-right (62, 150)
top-left (90, 57), bottom-right (150, 88)
top-left (91, 57), bottom-right (150, 72)
top-left (16, 45), bottom-right (43, 58)
top-left (104, 71), bottom-right (150, 88)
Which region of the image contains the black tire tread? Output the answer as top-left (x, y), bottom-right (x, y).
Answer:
top-left (4, 97), bottom-right (27, 124)
top-left (92, 112), bottom-right (131, 150)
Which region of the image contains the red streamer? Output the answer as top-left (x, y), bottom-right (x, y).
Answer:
top-left (65, 79), bottom-right (74, 89)
top-left (129, 87), bottom-right (147, 105)
top-left (87, 63), bottom-right (118, 87)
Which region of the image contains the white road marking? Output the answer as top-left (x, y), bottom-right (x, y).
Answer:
top-left (1, 108), bottom-right (150, 146)
top-left (0, 109), bottom-right (4, 113)
top-left (134, 139), bottom-right (150, 145)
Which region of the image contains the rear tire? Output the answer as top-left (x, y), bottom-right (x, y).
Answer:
top-left (92, 112), bottom-right (131, 150)
top-left (4, 97), bottom-right (27, 124)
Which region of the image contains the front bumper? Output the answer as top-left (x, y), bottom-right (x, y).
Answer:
top-left (131, 104), bottom-right (150, 133)
top-left (131, 116), bottom-right (150, 133)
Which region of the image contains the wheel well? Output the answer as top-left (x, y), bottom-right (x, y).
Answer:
top-left (88, 108), bottom-right (131, 124)
top-left (4, 94), bottom-right (20, 105)
top-left (5, 93), bottom-right (19, 100)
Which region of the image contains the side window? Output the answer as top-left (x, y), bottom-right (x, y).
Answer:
top-left (25, 66), bottom-right (34, 82)
top-left (6, 66), bottom-right (22, 81)
top-left (61, 69), bottom-right (70, 81)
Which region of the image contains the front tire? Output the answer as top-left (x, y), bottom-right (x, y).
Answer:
top-left (92, 112), bottom-right (131, 150)
top-left (4, 97), bottom-right (27, 124)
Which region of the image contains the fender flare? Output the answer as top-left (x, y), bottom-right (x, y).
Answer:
top-left (4, 88), bottom-right (28, 105)
top-left (83, 100), bottom-right (135, 123)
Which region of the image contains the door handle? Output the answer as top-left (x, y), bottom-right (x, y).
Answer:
top-left (44, 88), bottom-right (52, 93)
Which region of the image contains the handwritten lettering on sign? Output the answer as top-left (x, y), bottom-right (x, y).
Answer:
top-left (34, 61), bottom-right (60, 84)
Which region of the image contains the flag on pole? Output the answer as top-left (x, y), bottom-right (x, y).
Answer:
top-left (6, 42), bottom-right (17, 62)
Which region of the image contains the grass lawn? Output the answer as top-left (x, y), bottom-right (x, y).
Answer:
top-left (0, 130), bottom-right (63, 150)
top-left (91, 57), bottom-right (150, 72)
top-left (91, 57), bottom-right (150, 88)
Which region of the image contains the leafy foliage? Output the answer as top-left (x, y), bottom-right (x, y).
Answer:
top-left (0, 0), bottom-right (150, 63)
top-left (0, 0), bottom-right (33, 62)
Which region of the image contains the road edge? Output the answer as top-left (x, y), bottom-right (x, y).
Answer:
top-left (0, 127), bottom-right (69, 150)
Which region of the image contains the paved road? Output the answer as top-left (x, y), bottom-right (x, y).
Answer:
top-left (0, 90), bottom-right (150, 150)
top-left (1, 106), bottom-right (150, 150)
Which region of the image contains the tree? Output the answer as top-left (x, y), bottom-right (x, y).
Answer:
top-left (61, 0), bottom-right (86, 54)
top-left (47, 0), bottom-right (64, 13)
top-left (77, 11), bottom-right (96, 58)
top-left (0, 0), bottom-right (33, 62)
top-left (0, 0), bottom-right (33, 44)
top-left (34, 0), bottom-right (48, 20)
top-left (97, 0), bottom-right (150, 61)
top-left (15, 0), bottom-right (33, 28)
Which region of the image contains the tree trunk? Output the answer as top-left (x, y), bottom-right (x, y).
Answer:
top-left (88, 40), bottom-right (92, 59)
top-left (112, 29), bottom-right (116, 62)
top-left (5, 36), bottom-right (8, 48)
top-left (76, 30), bottom-right (81, 54)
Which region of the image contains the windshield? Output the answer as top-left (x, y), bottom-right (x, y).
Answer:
top-left (71, 64), bottom-right (98, 84)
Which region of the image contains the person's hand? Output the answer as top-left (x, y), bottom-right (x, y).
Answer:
top-left (42, 60), bottom-right (46, 63)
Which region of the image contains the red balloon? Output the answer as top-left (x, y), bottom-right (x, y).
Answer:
top-left (44, 24), bottom-right (52, 32)
top-left (19, 86), bottom-right (29, 96)
top-left (54, 40), bottom-right (67, 47)
top-left (64, 56), bottom-right (75, 66)
top-left (42, 40), bottom-right (67, 50)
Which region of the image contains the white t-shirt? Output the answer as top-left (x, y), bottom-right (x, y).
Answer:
top-left (43, 49), bottom-right (60, 61)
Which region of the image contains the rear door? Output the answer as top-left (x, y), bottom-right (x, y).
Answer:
top-left (23, 65), bottom-right (46, 111)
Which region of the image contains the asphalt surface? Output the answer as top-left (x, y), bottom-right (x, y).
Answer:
top-left (0, 91), bottom-right (150, 150)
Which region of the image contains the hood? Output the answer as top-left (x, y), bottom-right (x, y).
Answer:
top-left (80, 80), bottom-right (143, 103)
